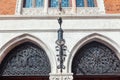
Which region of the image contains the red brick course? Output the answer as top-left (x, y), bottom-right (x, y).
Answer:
top-left (0, 0), bottom-right (120, 15)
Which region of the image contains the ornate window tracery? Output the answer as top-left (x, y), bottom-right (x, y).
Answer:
top-left (72, 41), bottom-right (120, 75)
top-left (0, 42), bottom-right (51, 76)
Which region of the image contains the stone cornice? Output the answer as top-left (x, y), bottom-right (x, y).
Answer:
top-left (0, 14), bottom-right (120, 20)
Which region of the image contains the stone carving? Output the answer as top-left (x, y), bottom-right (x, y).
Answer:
top-left (22, 7), bottom-right (99, 15)
top-left (0, 42), bottom-right (51, 76)
top-left (49, 73), bottom-right (73, 80)
top-left (22, 8), bottom-right (44, 15)
top-left (77, 7), bottom-right (99, 15)
top-left (72, 41), bottom-right (120, 75)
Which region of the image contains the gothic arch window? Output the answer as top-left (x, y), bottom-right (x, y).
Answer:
top-left (76, 0), bottom-right (96, 7)
top-left (72, 41), bottom-right (120, 75)
top-left (49, 0), bottom-right (71, 7)
top-left (76, 0), bottom-right (84, 7)
top-left (23, 0), bottom-right (44, 8)
top-left (87, 0), bottom-right (95, 7)
top-left (0, 42), bottom-right (51, 76)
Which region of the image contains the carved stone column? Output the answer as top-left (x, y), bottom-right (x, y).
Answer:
top-left (71, 0), bottom-right (76, 14)
top-left (44, 0), bottom-right (48, 14)
top-left (15, 0), bottom-right (23, 15)
top-left (94, 0), bottom-right (97, 7)
top-left (32, 0), bottom-right (36, 8)
top-left (96, 0), bottom-right (105, 14)
top-left (84, 0), bottom-right (88, 7)
top-left (49, 73), bottom-right (73, 80)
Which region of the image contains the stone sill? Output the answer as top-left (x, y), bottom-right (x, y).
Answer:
top-left (0, 14), bottom-right (120, 20)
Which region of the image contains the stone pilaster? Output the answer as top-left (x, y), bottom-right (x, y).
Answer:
top-left (44, 0), bottom-right (48, 14)
top-left (15, 0), bottom-right (23, 15)
top-left (32, 0), bottom-right (36, 8)
top-left (96, 0), bottom-right (105, 14)
top-left (71, 0), bottom-right (76, 14)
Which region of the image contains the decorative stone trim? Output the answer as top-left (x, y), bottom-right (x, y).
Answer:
top-left (15, 0), bottom-right (23, 15)
top-left (22, 8), bottom-right (44, 15)
top-left (49, 73), bottom-right (73, 80)
top-left (96, 0), bottom-right (105, 14)
top-left (22, 7), bottom-right (100, 16)
top-left (15, 0), bottom-right (105, 16)
top-left (76, 7), bottom-right (99, 15)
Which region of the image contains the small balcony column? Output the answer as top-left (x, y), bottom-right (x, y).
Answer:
top-left (71, 0), bottom-right (76, 14)
top-left (96, 0), bottom-right (105, 14)
top-left (44, 0), bottom-right (48, 14)
top-left (84, 0), bottom-right (88, 7)
top-left (32, 0), bottom-right (36, 8)
top-left (94, 0), bottom-right (98, 7)
top-left (15, 0), bottom-right (23, 15)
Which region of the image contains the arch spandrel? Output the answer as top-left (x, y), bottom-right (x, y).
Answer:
top-left (0, 34), bottom-right (56, 74)
top-left (67, 33), bottom-right (120, 73)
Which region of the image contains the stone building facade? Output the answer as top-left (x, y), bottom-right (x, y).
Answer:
top-left (0, 0), bottom-right (120, 80)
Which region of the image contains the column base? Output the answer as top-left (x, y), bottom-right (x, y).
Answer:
top-left (49, 73), bottom-right (73, 80)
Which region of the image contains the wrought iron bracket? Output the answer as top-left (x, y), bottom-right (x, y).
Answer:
top-left (55, 17), bottom-right (67, 73)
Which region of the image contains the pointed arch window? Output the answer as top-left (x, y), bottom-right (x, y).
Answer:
top-left (23, 0), bottom-right (44, 8)
top-left (76, 0), bottom-right (84, 7)
top-left (76, 0), bottom-right (96, 7)
top-left (36, 0), bottom-right (44, 7)
top-left (24, 0), bottom-right (32, 8)
top-left (50, 0), bottom-right (58, 7)
top-left (87, 0), bottom-right (95, 7)
top-left (50, 0), bottom-right (70, 7)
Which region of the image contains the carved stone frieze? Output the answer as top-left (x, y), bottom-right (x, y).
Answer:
top-left (76, 7), bottom-right (99, 15)
top-left (22, 7), bottom-right (99, 16)
top-left (22, 8), bottom-right (44, 15)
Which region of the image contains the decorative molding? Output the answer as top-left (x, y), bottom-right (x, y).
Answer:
top-left (49, 73), bottom-right (73, 80)
top-left (15, 0), bottom-right (23, 15)
top-left (22, 7), bottom-right (100, 16)
top-left (76, 7), bottom-right (99, 15)
top-left (15, 0), bottom-right (104, 16)
top-left (22, 8), bottom-right (44, 15)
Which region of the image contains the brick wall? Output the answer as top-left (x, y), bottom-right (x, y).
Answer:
top-left (0, 0), bottom-right (16, 15)
top-left (104, 0), bottom-right (120, 14)
top-left (0, 0), bottom-right (120, 15)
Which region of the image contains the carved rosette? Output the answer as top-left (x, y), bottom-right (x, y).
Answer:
top-left (72, 41), bottom-right (120, 75)
top-left (0, 42), bottom-right (51, 76)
